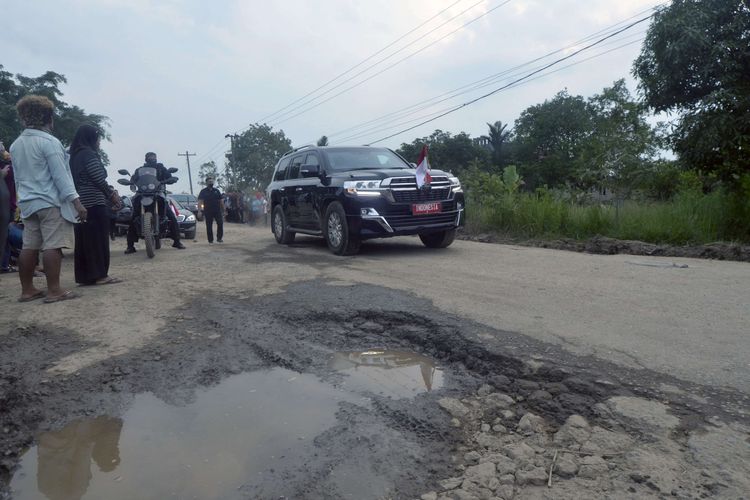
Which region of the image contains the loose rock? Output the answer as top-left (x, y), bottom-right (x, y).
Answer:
top-left (515, 467), bottom-right (548, 486)
top-left (440, 398), bottom-right (471, 419)
top-left (517, 412), bottom-right (546, 435)
top-left (578, 455), bottom-right (608, 479)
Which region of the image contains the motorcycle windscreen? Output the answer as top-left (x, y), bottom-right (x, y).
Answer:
top-left (136, 167), bottom-right (159, 193)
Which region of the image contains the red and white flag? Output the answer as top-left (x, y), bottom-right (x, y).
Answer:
top-left (415, 144), bottom-right (432, 188)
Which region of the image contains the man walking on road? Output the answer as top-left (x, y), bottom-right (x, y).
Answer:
top-left (9, 95), bottom-right (88, 303)
top-left (197, 176), bottom-right (224, 244)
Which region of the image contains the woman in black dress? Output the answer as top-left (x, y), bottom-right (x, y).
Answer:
top-left (70, 124), bottom-right (122, 285)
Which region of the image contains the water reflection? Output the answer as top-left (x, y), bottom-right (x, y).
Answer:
top-left (330, 350), bottom-right (443, 397)
top-left (36, 416), bottom-right (123, 500)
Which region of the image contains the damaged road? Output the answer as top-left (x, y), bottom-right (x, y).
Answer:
top-left (1, 225), bottom-right (749, 499)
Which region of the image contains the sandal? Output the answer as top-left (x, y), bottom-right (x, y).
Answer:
top-left (95, 277), bottom-right (123, 285)
top-left (43, 290), bottom-right (79, 304)
top-left (18, 290), bottom-right (46, 303)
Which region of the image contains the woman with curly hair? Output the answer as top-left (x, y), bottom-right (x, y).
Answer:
top-left (69, 124), bottom-right (122, 285)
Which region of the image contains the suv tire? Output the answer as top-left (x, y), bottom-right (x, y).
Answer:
top-left (324, 202), bottom-right (361, 255)
top-left (419, 228), bottom-right (456, 248)
top-left (272, 205), bottom-right (295, 244)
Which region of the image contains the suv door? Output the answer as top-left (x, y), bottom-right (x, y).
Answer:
top-left (296, 152), bottom-right (321, 230)
top-left (272, 156), bottom-right (292, 221)
top-left (284, 154), bottom-right (305, 226)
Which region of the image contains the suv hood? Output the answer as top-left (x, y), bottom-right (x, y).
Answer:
top-left (330, 168), bottom-right (451, 181)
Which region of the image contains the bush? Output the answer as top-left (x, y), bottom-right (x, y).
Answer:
top-left (463, 169), bottom-right (748, 244)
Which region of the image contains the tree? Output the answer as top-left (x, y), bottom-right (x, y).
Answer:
top-left (197, 160), bottom-right (224, 189)
top-left (317, 135), bottom-right (329, 146)
top-left (397, 130), bottom-right (491, 176)
top-left (576, 79), bottom-right (660, 195)
top-left (0, 65), bottom-right (110, 162)
top-left (483, 120), bottom-right (512, 168)
top-left (633, 0), bottom-right (750, 185)
top-left (227, 123), bottom-right (292, 191)
top-left (512, 90), bottom-right (595, 189)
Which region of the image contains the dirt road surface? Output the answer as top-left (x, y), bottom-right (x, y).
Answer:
top-left (1, 223), bottom-right (748, 499)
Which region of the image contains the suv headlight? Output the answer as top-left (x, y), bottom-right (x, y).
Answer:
top-left (344, 180), bottom-right (382, 197)
top-left (448, 175), bottom-right (462, 193)
top-left (186, 214), bottom-right (196, 222)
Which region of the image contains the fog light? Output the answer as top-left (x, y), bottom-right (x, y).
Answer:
top-left (361, 208), bottom-right (380, 217)
top-left (361, 208), bottom-right (369, 216)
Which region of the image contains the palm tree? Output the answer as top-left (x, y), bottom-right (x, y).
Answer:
top-left (485, 121), bottom-right (511, 167)
top-left (317, 135), bottom-right (329, 146)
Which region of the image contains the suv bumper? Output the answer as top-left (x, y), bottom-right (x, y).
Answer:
top-left (344, 193), bottom-right (465, 239)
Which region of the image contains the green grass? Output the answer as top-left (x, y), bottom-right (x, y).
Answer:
top-left (465, 189), bottom-right (746, 245)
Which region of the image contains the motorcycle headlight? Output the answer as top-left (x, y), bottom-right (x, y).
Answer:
top-left (344, 180), bottom-right (382, 196)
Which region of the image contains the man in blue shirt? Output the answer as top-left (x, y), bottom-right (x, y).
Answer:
top-left (10, 95), bottom-right (87, 303)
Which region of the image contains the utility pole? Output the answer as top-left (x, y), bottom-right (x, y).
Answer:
top-left (178, 151), bottom-right (196, 194)
top-left (225, 134), bottom-right (239, 189)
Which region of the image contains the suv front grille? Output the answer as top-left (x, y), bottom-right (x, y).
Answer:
top-left (388, 176), bottom-right (452, 203)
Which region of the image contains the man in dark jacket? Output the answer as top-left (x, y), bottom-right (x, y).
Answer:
top-left (197, 176), bottom-right (224, 244)
top-left (125, 152), bottom-right (185, 253)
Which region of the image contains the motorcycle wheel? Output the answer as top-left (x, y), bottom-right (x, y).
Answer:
top-left (143, 212), bottom-right (155, 258)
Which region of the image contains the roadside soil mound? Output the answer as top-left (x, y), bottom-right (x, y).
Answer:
top-left (459, 233), bottom-right (750, 262)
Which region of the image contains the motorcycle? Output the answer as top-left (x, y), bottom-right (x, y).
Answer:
top-left (117, 167), bottom-right (178, 258)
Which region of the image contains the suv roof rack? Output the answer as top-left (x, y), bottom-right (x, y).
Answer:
top-left (281, 144), bottom-right (316, 157)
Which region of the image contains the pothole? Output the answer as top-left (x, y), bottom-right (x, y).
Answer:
top-left (3, 281), bottom-right (749, 500)
top-left (9, 348), bottom-right (444, 500)
top-left (10, 368), bottom-right (359, 499)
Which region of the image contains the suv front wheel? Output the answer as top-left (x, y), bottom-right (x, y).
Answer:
top-left (272, 205), bottom-right (295, 244)
top-left (324, 202), bottom-right (361, 255)
top-left (419, 228), bottom-right (456, 248)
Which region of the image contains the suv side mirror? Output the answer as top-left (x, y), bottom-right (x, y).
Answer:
top-left (300, 164), bottom-right (320, 178)
top-left (118, 169), bottom-right (130, 176)
top-left (168, 167), bottom-right (178, 173)
top-left (410, 162), bottom-right (417, 168)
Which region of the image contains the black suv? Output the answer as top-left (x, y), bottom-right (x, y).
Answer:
top-left (266, 146), bottom-right (464, 255)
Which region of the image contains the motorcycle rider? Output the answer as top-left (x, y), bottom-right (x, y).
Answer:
top-left (124, 152), bottom-right (185, 254)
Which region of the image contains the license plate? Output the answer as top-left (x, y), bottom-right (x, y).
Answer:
top-left (412, 202), bottom-right (441, 215)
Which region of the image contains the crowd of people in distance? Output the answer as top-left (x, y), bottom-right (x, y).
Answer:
top-left (222, 190), bottom-right (268, 226)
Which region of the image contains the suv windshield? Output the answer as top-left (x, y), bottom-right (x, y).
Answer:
top-left (322, 148), bottom-right (410, 172)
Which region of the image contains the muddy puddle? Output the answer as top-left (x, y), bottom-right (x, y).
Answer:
top-left (10, 351), bottom-right (441, 500)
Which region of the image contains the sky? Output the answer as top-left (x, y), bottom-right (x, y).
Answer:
top-left (3, 0), bottom-right (664, 195)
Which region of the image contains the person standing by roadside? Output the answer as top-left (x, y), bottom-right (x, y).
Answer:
top-left (0, 145), bottom-right (11, 275)
top-left (69, 124), bottom-right (122, 286)
top-left (197, 176), bottom-right (224, 244)
top-left (9, 95), bottom-right (88, 303)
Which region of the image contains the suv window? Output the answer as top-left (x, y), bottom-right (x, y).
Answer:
top-left (273, 157), bottom-right (291, 181)
top-left (304, 153), bottom-right (320, 167)
top-left (288, 155), bottom-right (305, 179)
top-left (322, 148), bottom-right (410, 172)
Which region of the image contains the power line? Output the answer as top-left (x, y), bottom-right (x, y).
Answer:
top-left (364, 12), bottom-right (656, 145)
top-left (318, 3), bottom-right (665, 143)
top-left (331, 31), bottom-right (647, 144)
top-left (257, 0), bottom-right (467, 124)
top-left (268, 0), bottom-right (513, 127)
top-left (193, 0), bottom-right (474, 167)
top-left (335, 36), bottom-right (646, 145)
